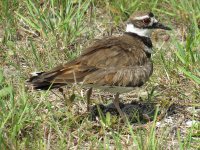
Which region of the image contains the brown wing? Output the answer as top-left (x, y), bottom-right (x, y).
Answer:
top-left (84, 61), bottom-right (153, 87)
top-left (80, 36), bottom-right (147, 67)
top-left (28, 34), bottom-right (151, 90)
top-left (79, 35), bottom-right (153, 86)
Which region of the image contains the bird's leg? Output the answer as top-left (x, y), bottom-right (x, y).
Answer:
top-left (86, 87), bottom-right (93, 111)
top-left (113, 92), bottom-right (126, 122)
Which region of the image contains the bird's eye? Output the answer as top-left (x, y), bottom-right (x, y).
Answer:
top-left (143, 18), bottom-right (151, 24)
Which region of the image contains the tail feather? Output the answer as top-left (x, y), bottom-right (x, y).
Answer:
top-left (27, 72), bottom-right (67, 90)
top-left (27, 61), bottom-right (97, 90)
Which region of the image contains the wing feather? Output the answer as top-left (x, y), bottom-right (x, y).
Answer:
top-left (28, 34), bottom-right (151, 89)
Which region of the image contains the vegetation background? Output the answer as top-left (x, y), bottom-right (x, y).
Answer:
top-left (0, 0), bottom-right (199, 149)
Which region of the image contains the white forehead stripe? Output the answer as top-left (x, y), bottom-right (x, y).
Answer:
top-left (152, 17), bottom-right (158, 23)
top-left (133, 16), bottom-right (158, 26)
top-left (134, 15), bottom-right (149, 20)
top-left (149, 17), bottom-right (157, 26)
top-left (134, 16), bottom-right (158, 23)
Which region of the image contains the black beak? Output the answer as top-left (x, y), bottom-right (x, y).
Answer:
top-left (152, 22), bottom-right (171, 30)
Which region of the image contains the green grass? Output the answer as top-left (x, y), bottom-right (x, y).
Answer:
top-left (0, 0), bottom-right (200, 149)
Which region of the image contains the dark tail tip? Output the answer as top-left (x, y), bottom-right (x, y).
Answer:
top-left (27, 72), bottom-right (66, 90)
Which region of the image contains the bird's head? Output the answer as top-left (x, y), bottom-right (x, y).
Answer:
top-left (126, 12), bottom-right (171, 37)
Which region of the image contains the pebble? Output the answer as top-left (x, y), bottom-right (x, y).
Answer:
top-left (185, 120), bottom-right (199, 127)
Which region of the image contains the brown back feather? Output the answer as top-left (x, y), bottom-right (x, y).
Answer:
top-left (28, 33), bottom-right (153, 90)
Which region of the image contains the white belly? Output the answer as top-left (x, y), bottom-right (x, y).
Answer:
top-left (84, 84), bottom-right (135, 94)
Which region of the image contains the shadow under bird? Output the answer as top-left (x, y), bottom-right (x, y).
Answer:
top-left (28, 11), bottom-right (171, 119)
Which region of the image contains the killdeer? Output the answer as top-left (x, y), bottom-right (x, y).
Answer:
top-left (28, 11), bottom-right (171, 119)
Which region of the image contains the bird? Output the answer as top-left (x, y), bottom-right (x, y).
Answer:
top-left (28, 11), bottom-right (171, 119)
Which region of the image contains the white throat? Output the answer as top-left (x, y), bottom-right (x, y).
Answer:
top-left (126, 24), bottom-right (152, 37)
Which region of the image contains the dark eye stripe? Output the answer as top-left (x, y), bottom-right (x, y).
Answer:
top-left (143, 18), bottom-right (151, 24)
